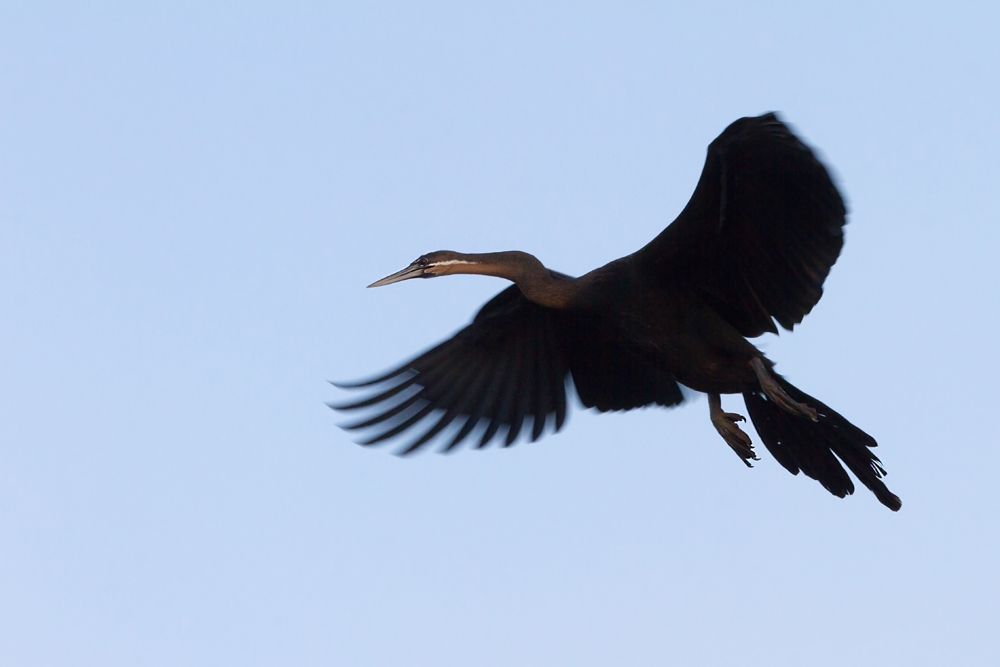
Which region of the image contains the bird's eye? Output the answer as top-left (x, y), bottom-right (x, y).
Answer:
top-left (417, 257), bottom-right (429, 266)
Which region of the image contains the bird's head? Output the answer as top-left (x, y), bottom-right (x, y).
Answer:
top-left (367, 251), bottom-right (483, 288)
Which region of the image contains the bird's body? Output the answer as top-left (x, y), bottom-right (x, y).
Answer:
top-left (334, 113), bottom-right (901, 511)
top-left (592, 268), bottom-right (760, 394)
top-left (551, 261), bottom-right (755, 395)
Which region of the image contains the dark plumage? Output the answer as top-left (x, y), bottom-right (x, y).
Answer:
top-left (333, 113), bottom-right (901, 511)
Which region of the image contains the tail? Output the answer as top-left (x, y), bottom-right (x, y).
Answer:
top-left (743, 375), bottom-right (901, 511)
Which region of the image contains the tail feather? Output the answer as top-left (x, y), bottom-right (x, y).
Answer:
top-left (743, 375), bottom-right (901, 511)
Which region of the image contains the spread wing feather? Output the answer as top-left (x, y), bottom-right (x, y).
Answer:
top-left (333, 285), bottom-right (684, 453)
top-left (637, 113), bottom-right (847, 337)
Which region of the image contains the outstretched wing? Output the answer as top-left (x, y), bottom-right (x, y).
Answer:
top-left (636, 113), bottom-right (847, 337)
top-left (333, 285), bottom-right (685, 453)
top-left (332, 285), bottom-right (569, 454)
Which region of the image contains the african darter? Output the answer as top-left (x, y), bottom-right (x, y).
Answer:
top-left (332, 113), bottom-right (901, 511)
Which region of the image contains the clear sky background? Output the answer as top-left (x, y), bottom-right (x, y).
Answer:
top-left (2, 3), bottom-right (998, 665)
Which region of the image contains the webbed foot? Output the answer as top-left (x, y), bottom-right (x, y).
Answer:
top-left (709, 393), bottom-right (758, 467)
top-left (750, 357), bottom-right (818, 422)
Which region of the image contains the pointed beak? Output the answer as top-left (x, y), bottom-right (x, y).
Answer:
top-left (367, 262), bottom-right (429, 288)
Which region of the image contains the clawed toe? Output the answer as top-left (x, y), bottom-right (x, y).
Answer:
top-left (769, 391), bottom-right (818, 421)
top-left (751, 357), bottom-right (819, 422)
top-left (708, 393), bottom-right (759, 466)
top-left (711, 409), bottom-right (758, 467)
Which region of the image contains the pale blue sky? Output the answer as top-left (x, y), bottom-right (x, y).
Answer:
top-left (2, 3), bottom-right (998, 665)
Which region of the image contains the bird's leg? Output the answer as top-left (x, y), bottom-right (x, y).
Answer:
top-left (750, 357), bottom-right (818, 421)
top-left (709, 393), bottom-right (758, 467)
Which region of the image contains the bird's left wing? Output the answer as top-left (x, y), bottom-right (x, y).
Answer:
top-left (332, 285), bottom-right (570, 454)
top-left (635, 113), bottom-right (847, 337)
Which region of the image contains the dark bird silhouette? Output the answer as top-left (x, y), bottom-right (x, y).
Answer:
top-left (332, 113), bottom-right (901, 511)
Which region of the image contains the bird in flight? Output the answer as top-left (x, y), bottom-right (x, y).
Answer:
top-left (332, 113), bottom-right (901, 511)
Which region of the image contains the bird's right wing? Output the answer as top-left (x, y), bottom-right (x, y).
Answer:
top-left (333, 285), bottom-right (685, 454)
top-left (332, 285), bottom-right (570, 454)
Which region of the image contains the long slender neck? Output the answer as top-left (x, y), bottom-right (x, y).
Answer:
top-left (444, 251), bottom-right (583, 309)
